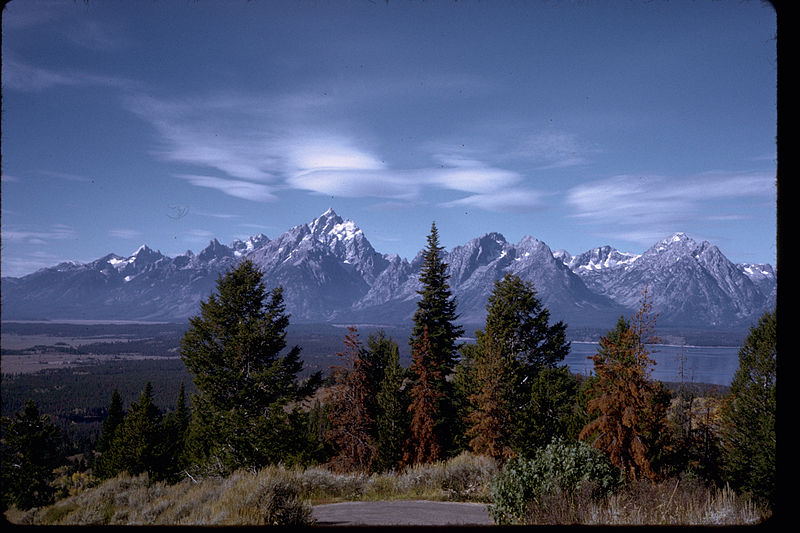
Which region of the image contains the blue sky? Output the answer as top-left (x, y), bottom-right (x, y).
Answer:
top-left (1, 0), bottom-right (777, 278)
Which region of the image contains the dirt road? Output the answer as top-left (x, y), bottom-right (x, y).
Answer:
top-left (311, 500), bottom-right (494, 526)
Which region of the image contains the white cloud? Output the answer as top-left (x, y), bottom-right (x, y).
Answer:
top-left (108, 229), bottom-right (143, 240)
top-left (3, 55), bottom-right (139, 93)
top-left (3, 224), bottom-right (78, 243)
top-left (565, 172), bottom-right (776, 245)
top-left (173, 174), bottom-right (278, 202)
top-left (441, 188), bottom-right (547, 213)
top-left (127, 91), bottom-right (549, 211)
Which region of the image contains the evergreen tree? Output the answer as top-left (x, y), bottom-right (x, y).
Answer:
top-left (373, 335), bottom-right (409, 472)
top-left (96, 389), bottom-right (124, 454)
top-left (465, 339), bottom-right (514, 461)
top-left (409, 222), bottom-right (463, 456)
top-left (465, 274), bottom-right (571, 457)
top-left (326, 327), bottom-right (376, 473)
top-left (180, 259), bottom-right (321, 474)
top-left (162, 382), bottom-right (190, 480)
top-left (720, 309), bottom-right (776, 508)
top-left (579, 290), bottom-right (669, 481)
top-left (104, 382), bottom-right (167, 480)
top-left (450, 343), bottom-right (480, 455)
top-left (480, 273), bottom-right (569, 378)
top-left (403, 326), bottom-right (443, 465)
top-left (305, 399), bottom-right (335, 465)
top-left (93, 388), bottom-right (124, 479)
top-left (522, 365), bottom-right (583, 455)
top-left (363, 330), bottom-right (396, 429)
top-left (1, 400), bottom-right (64, 511)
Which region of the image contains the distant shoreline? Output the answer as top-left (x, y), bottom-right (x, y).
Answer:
top-left (1, 319), bottom-right (176, 325)
top-left (570, 340), bottom-right (741, 349)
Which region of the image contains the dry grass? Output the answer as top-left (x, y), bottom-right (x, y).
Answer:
top-left (523, 476), bottom-right (771, 526)
top-left (5, 452), bottom-right (497, 526)
top-left (7, 469), bottom-right (312, 526)
top-left (5, 453), bottom-right (769, 526)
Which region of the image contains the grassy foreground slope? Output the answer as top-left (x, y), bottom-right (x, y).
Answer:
top-left (5, 452), bottom-right (768, 526)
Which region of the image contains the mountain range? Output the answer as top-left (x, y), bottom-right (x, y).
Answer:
top-left (1, 209), bottom-right (776, 333)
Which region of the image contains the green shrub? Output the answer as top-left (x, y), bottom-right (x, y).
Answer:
top-left (489, 439), bottom-right (620, 524)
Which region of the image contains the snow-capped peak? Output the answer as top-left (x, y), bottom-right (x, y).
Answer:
top-left (330, 219), bottom-right (361, 241)
top-left (307, 209), bottom-right (365, 244)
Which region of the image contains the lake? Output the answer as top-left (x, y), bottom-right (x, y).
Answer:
top-left (565, 342), bottom-right (741, 386)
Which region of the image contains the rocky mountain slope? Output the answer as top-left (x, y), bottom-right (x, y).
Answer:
top-left (1, 210), bottom-right (776, 331)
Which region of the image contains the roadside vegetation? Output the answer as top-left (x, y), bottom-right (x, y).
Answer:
top-left (1, 224), bottom-right (776, 525)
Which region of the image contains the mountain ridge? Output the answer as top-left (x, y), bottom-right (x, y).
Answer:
top-left (1, 210), bottom-right (776, 332)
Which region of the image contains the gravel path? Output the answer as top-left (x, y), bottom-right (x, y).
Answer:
top-left (311, 500), bottom-right (494, 526)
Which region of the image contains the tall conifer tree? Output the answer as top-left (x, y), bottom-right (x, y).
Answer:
top-left (721, 309), bottom-right (776, 508)
top-left (579, 289), bottom-right (669, 481)
top-left (0, 400), bottom-right (63, 510)
top-left (465, 339), bottom-right (514, 461)
top-left (404, 326), bottom-right (442, 465)
top-left (180, 259), bottom-right (320, 474)
top-left (94, 388), bottom-right (124, 479)
top-left (409, 222), bottom-right (463, 456)
top-left (326, 327), bottom-right (376, 473)
top-left (162, 382), bottom-right (190, 480)
top-left (374, 334), bottom-right (408, 472)
top-left (105, 382), bottom-right (167, 480)
top-left (466, 274), bottom-right (571, 458)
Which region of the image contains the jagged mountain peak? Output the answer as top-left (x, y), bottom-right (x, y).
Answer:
top-left (130, 244), bottom-right (163, 262)
top-left (0, 214), bottom-right (775, 330)
top-left (516, 235), bottom-right (546, 249)
top-left (480, 231), bottom-right (507, 244)
top-left (307, 208), bottom-right (363, 244)
top-left (197, 238), bottom-right (234, 262)
top-left (650, 232), bottom-right (697, 253)
top-left (231, 233), bottom-right (270, 256)
top-left (566, 244), bottom-right (640, 272)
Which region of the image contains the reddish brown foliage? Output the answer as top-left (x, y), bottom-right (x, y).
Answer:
top-left (465, 339), bottom-right (515, 461)
top-left (579, 288), bottom-right (668, 481)
top-left (402, 326), bottom-right (442, 466)
top-left (326, 326), bottom-right (376, 473)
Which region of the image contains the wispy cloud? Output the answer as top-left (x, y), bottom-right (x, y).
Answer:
top-left (108, 228), bottom-right (143, 240)
top-left (3, 224), bottom-right (78, 244)
top-left (441, 188), bottom-right (548, 213)
top-left (3, 55), bottom-right (140, 93)
top-left (173, 174), bottom-right (278, 202)
top-left (39, 170), bottom-right (95, 183)
top-left (565, 171), bottom-right (776, 245)
top-left (127, 90), bottom-right (551, 212)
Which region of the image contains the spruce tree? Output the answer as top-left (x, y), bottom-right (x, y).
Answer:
top-left (180, 259), bottom-right (321, 474)
top-left (162, 382), bottom-right (190, 480)
top-left (105, 382), bottom-right (167, 480)
top-left (522, 365), bottom-right (583, 454)
top-left (480, 273), bottom-right (569, 376)
top-left (403, 326), bottom-right (442, 465)
top-left (94, 388), bottom-right (124, 479)
top-left (326, 327), bottom-right (376, 473)
top-left (409, 222), bottom-right (463, 457)
top-left (720, 309), bottom-right (776, 508)
top-left (363, 330), bottom-right (396, 428)
top-left (466, 274), bottom-right (571, 458)
top-left (373, 335), bottom-right (408, 472)
top-left (578, 290), bottom-right (669, 481)
top-left (411, 222), bottom-right (463, 371)
top-left (465, 338), bottom-right (514, 461)
top-left (1, 400), bottom-right (64, 511)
